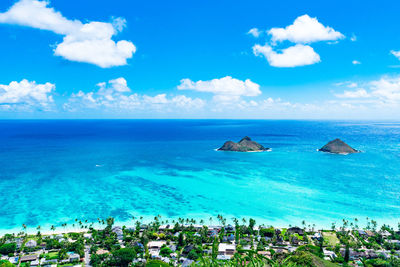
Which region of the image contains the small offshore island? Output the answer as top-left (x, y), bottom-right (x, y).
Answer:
top-left (218, 137), bottom-right (269, 152)
top-left (318, 139), bottom-right (359, 154)
top-left (0, 216), bottom-right (399, 267)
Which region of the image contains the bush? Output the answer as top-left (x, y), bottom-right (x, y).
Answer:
top-left (146, 260), bottom-right (170, 267)
top-left (109, 248), bottom-right (136, 267)
top-left (0, 243), bottom-right (16, 255)
top-left (159, 246), bottom-right (172, 257)
top-left (0, 260), bottom-right (14, 267)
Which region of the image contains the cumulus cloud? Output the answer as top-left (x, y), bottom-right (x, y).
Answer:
top-left (64, 78), bottom-right (205, 112)
top-left (352, 60), bottom-right (361, 65)
top-left (335, 89), bottom-right (369, 98)
top-left (177, 76), bottom-right (261, 102)
top-left (251, 14), bottom-right (343, 68)
top-left (247, 28), bottom-right (262, 38)
top-left (0, 79), bottom-right (55, 110)
top-left (335, 76), bottom-right (400, 104)
top-left (391, 50), bottom-right (400, 60)
top-left (253, 43), bottom-right (320, 67)
top-left (268, 14), bottom-right (344, 43)
top-left (0, 0), bottom-right (136, 68)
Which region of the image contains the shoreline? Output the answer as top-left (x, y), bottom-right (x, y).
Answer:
top-left (2, 214), bottom-right (399, 237)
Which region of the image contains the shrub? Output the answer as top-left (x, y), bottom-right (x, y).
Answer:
top-left (0, 243), bottom-right (16, 255)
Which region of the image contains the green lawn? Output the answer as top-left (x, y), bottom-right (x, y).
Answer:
top-left (45, 251), bottom-right (59, 260)
top-left (322, 232), bottom-right (340, 247)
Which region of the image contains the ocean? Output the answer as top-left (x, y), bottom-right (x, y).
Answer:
top-left (0, 120), bottom-right (399, 233)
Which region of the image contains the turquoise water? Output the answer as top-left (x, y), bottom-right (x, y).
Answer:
top-left (0, 120), bottom-right (400, 233)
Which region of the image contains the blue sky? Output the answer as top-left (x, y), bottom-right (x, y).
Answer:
top-left (0, 0), bottom-right (400, 119)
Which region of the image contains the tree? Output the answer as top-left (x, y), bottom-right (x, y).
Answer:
top-left (106, 217), bottom-right (114, 231)
top-left (249, 218), bottom-right (256, 235)
top-left (159, 246), bottom-right (172, 257)
top-left (178, 232), bottom-right (185, 248)
top-left (0, 260), bottom-right (14, 267)
top-left (0, 243), bottom-right (16, 255)
top-left (211, 236), bottom-right (219, 260)
top-left (109, 248), bottom-right (136, 267)
top-left (58, 248), bottom-right (68, 260)
top-left (344, 244), bottom-right (350, 263)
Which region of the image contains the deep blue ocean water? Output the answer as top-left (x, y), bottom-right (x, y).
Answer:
top-left (1, 120), bottom-right (400, 233)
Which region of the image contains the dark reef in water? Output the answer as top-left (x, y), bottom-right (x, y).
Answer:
top-left (218, 136), bottom-right (269, 152)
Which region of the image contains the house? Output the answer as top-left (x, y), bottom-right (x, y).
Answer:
top-left (379, 230), bottom-right (391, 238)
top-left (148, 241), bottom-right (166, 257)
top-left (83, 233), bottom-right (92, 239)
top-left (224, 225), bottom-right (234, 232)
top-left (365, 230), bottom-right (375, 237)
top-left (112, 226), bottom-right (124, 241)
top-left (158, 224), bottom-right (171, 231)
top-left (312, 232), bottom-right (322, 241)
top-left (182, 259), bottom-right (194, 266)
top-left (69, 253), bottom-right (80, 262)
top-left (30, 259), bottom-right (40, 266)
top-left (287, 227), bottom-right (304, 236)
top-left (218, 243), bottom-right (236, 259)
top-left (217, 255), bottom-right (231, 260)
top-left (15, 238), bottom-right (23, 249)
top-left (323, 249), bottom-right (336, 260)
top-left (8, 257), bottom-right (18, 264)
top-left (20, 254), bottom-right (38, 262)
top-left (25, 240), bottom-right (37, 248)
top-left (96, 249), bottom-right (109, 255)
top-left (358, 230), bottom-right (367, 237)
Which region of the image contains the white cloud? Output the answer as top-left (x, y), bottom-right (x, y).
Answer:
top-left (0, 0), bottom-right (136, 68)
top-left (370, 77), bottom-right (400, 102)
top-left (64, 78), bottom-right (205, 112)
top-left (352, 60), bottom-right (361, 65)
top-left (335, 76), bottom-right (400, 104)
top-left (391, 50), bottom-right (400, 60)
top-left (247, 28), bottom-right (262, 38)
top-left (350, 34), bottom-right (357, 42)
top-left (335, 89), bottom-right (369, 98)
top-left (171, 95), bottom-right (205, 109)
top-left (0, 79), bottom-right (55, 110)
top-left (268, 14), bottom-right (344, 43)
top-left (177, 76), bottom-right (261, 102)
top-left (253, 43), bottom-right (320, 67)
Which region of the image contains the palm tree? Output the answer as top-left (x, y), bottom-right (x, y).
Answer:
top-left (50, 225), bottom-right (56, 234)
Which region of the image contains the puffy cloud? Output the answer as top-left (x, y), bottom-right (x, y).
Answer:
top-left (64, 78), bottom-right (205, 112)
top-left (335, 76), bottom-right (400, 104)
top-left (268, 14), bottom-right (344, 43)
top-left (369, 77), bottom-right (400, 102)
top-left (251, 14), bottom-right (342, 67)
top-left (335, 89), bottom-right (369, 98)
top-left (352, 60), bottom-right (361, 65)
top-left (253, 44), bottom-right (320, 67)
top-left (247, 28), bottom-right (262, 38)
top-left (0, 0), bottom-right (136, 68)
top-left (391, 50), bottom-right (400, 60)
top-left (350, 34), bottom-right (357, 42)
top-left (0, 79), bottom-right (55, 110)
top-left (177, 76), bottom-right (261, 103)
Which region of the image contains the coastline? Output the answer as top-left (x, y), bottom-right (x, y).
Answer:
top-left (2, 214), bottom-right (399, 237)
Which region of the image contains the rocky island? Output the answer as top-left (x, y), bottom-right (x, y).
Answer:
top-left (218, 136), bottom-right (269, 152)
top-left (318, 138), bottom-right (359, 154)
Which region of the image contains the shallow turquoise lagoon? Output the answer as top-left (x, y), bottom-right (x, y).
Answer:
top-left (0, 120), bottom-right (399, 233)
